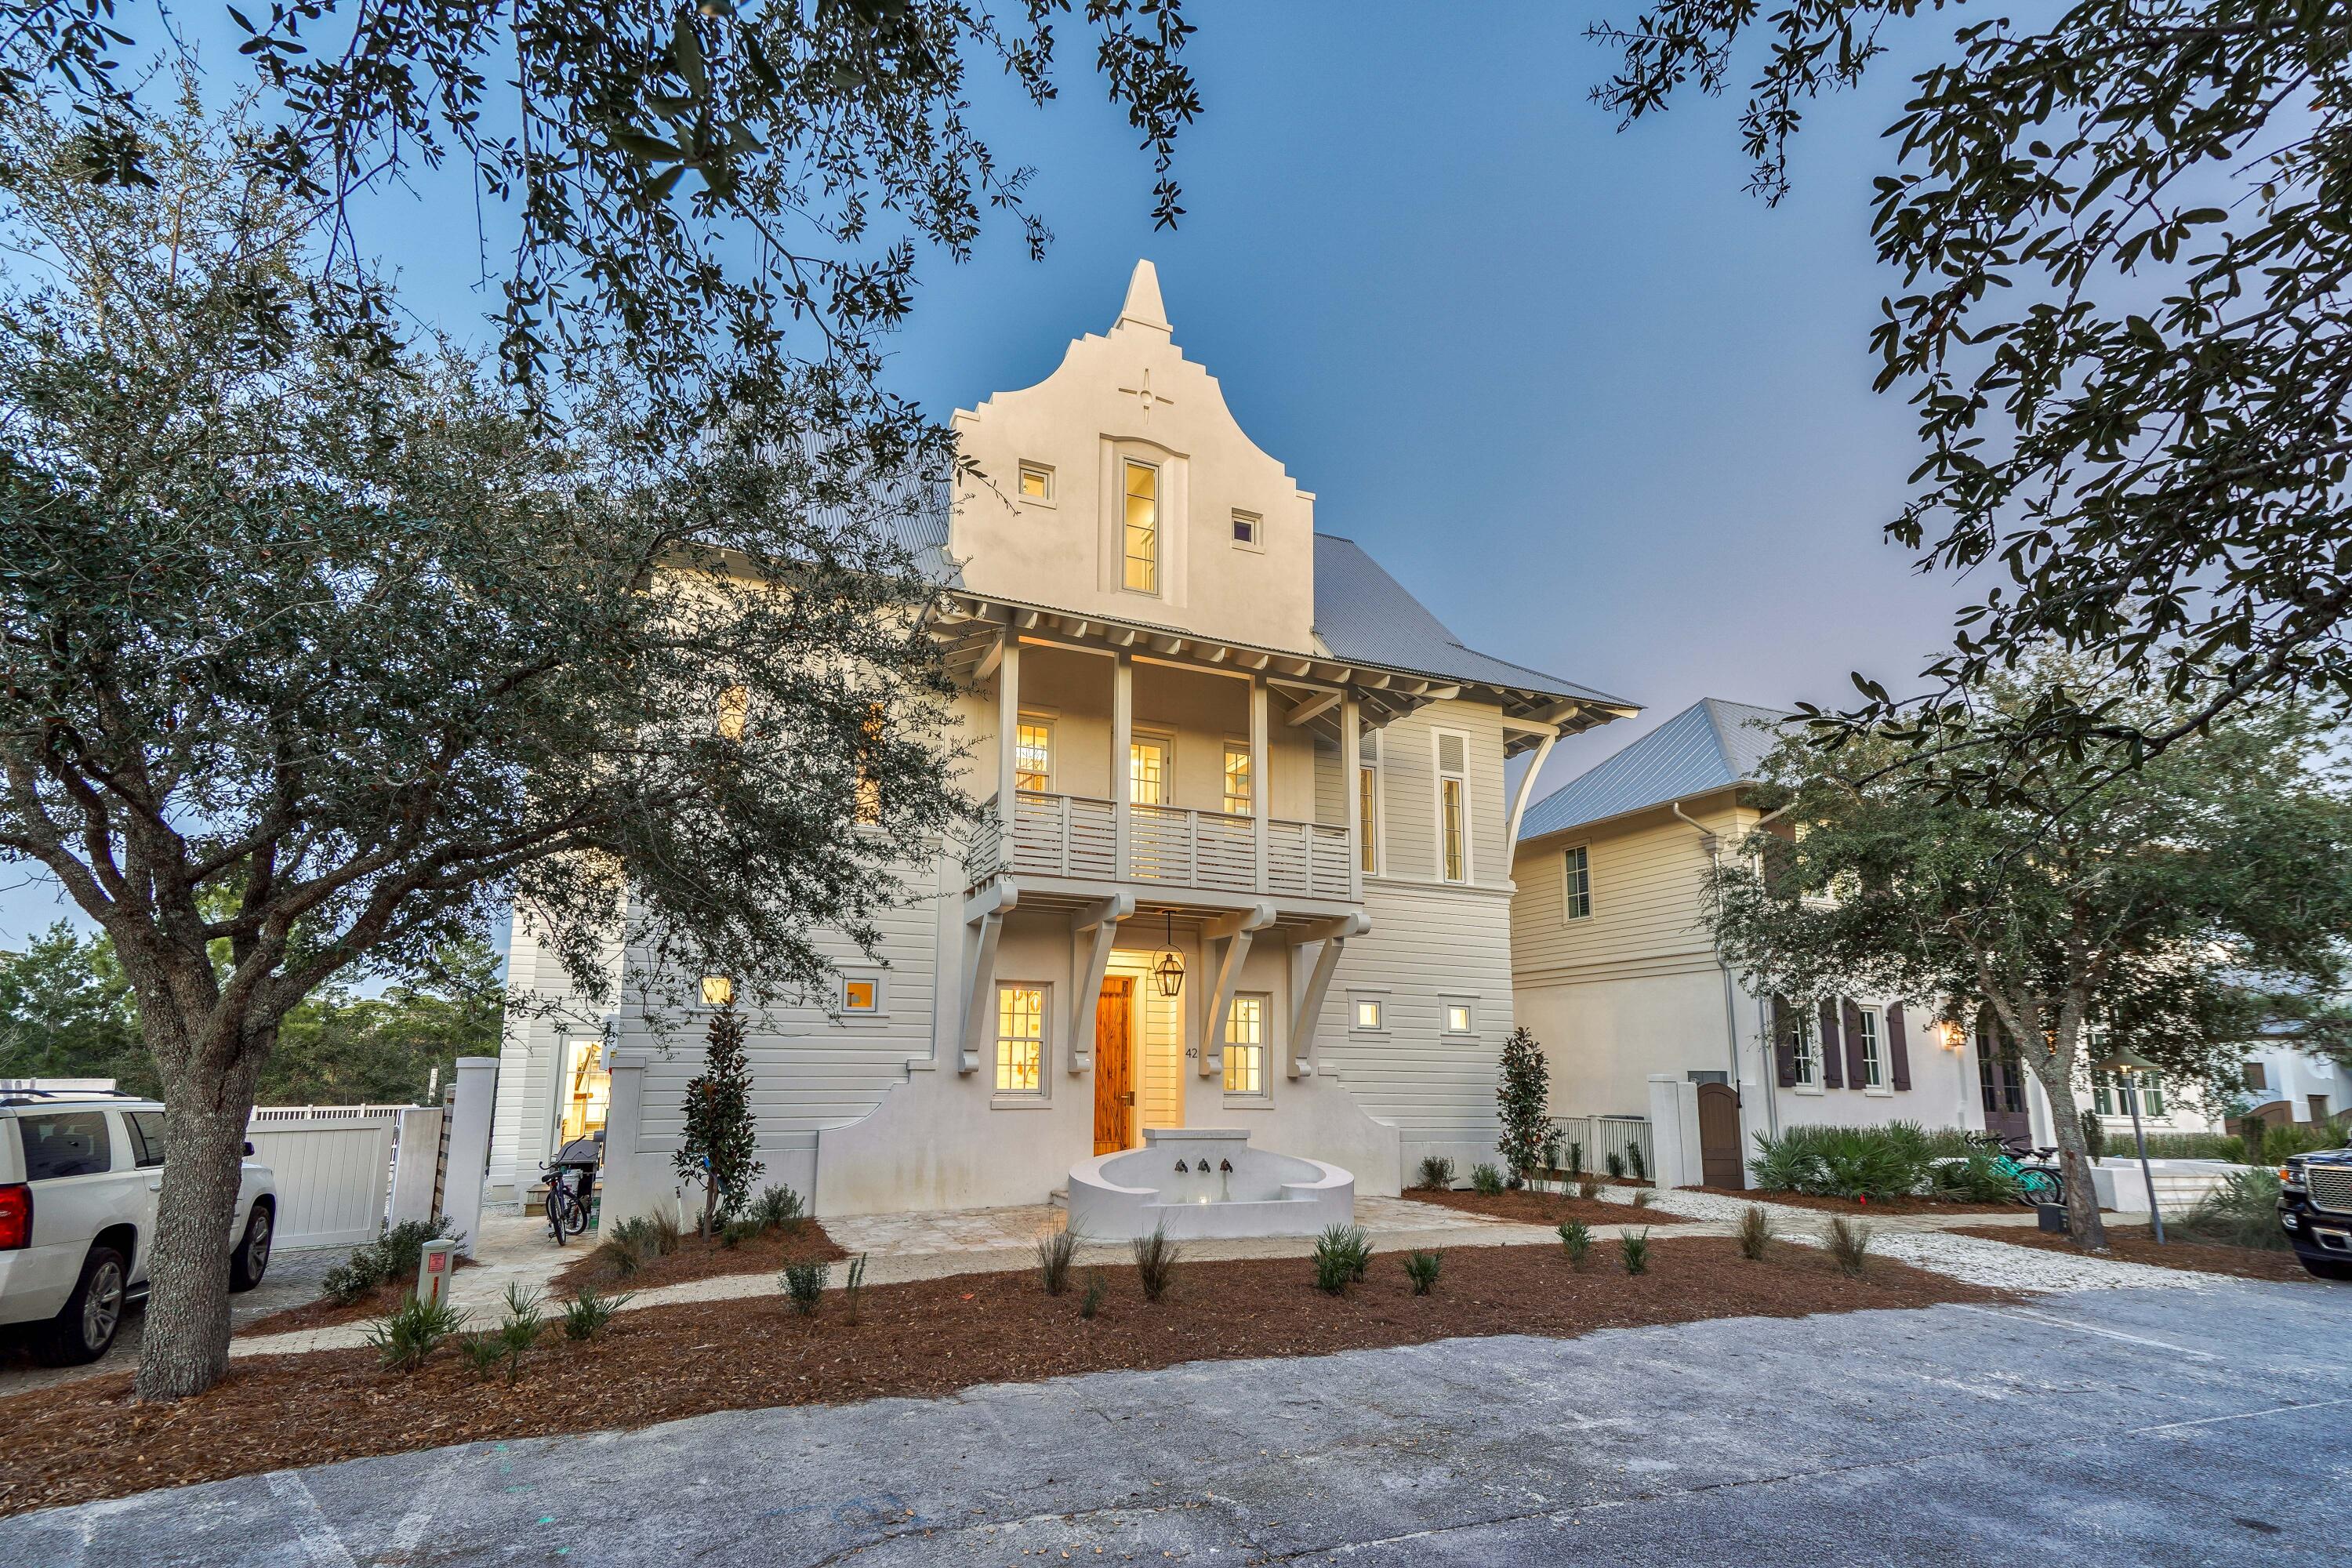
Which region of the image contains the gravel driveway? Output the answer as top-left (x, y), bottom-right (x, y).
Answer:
top-left (5, 1276), bottom-right (2346, 1566)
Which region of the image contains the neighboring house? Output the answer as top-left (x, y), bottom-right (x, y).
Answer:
top-left (1508, 698), bottom-right (1981, 1186)
top-left (2237, 1037), bottom-right (2347, 1132)
top-left (490, 262), bottom-right (1635, 1216)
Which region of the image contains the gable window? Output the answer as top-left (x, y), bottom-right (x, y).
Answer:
top-left (1225, 994), bottom-right (1270, 1098)
top-left (1231, 510), bottom-right (1261, 551)
top-left (995, 983), bottom-right (1047, 1097)
top-left (1434, 731), bottom-right (1470, 883)
top-left (1359, 731), bottom-right (1381, 874)
top-left (1222, 740), bottom-right (1253, 816)
top-left (1014, 717), bottom-right (1054, 794)
top-left (1018, 462), bottom-right (1054, 502)
top-left (1563, 844), bottom-right (1592, 920)
top-left (1123, 459), bottom-right (1160, 593)
top-left (1856, 1005), bottom-right (1886, 1089)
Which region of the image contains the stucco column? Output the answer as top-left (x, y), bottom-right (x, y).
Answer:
top-left (443, 1056), bottom-right (499, 1258)
top-left (1645, 1073), bottom-right (1688, 1190)
top-left (596, 1050), bottom-right (649, 1227)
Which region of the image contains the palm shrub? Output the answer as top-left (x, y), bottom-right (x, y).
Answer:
top-left (1469, 1163), bottom-right (1505, 1196)
top-left (1557, 1220), bottom-right (1592, 1269)
top-left (1932, 1148), bottom-right (2026, 1203)
top-left (1495, 1026), bottom-right (1552, 1180)
top-left (494, 1283), bottom-right (546, 1380)
top-left (1131, 1225), bottom-right (1181, 1302)
top-left (1619, 1228), bottom-right (1651, 1275)
top-left (457, 1330), bottom-right (506, 1381)
top-left (2176, 1168), bottom-right (2292, 1250)
top-left (1036, 1225), bottom-right (1082, 1295)
top-left (1313, 1223), bottom-right (1372, 1293)
top-left (561, 1287), bottom-right (630, 1341)
top-left (2263, 1123), bottom-right (2343, 1163)
top-left (1403, 1250), bottom-right (1443, 1296)
top-left (1748, 1124), bottom-right (1933, 1200)
top-left (1414, 1155), bottom-right (1456, 1191)
top-left (782, 1259), bottom-right (831, 1315)
top-left (1566, 1140), bottom-right (1584, 1178)
top-left (1735, 1204), bottom-right (1773, 1261)
top-left (364, 1292), bottom-right (463, 1373)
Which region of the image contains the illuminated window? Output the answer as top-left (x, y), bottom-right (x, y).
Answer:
top-left (1018, 462), bottom-right (1053, 501)
top-left (1222, 741), bottom-right (1252, 815)
top-left (1563, 845), bottom-right (1591, 920)
top-left (558, 1037), bottom-right (610, 1144)
top-left (1353, 998), bottom-right (1383, 1031)
top-left (1358, 731), bottom-right (1380, 873)
top-left (1123, 460), bottom-right (1159, 593)
top-left (842, 975), bottom-right (879, 1014)
top-left (995, 984), bottom-right (1046, 1095)
top-left (701, 975), bottom-right (735, 1007)
top-left (1857, 1006), bottom-right (1886, 1088)
top-left (715, 685), bottom-right (749, 742)
top-left (1441, 779), bottom-right (1467, 882)
top-left (855, 701), bottom-right (885, 825)
top-left (1445, 1003), bottom-right (1473, 1034)
top-left (1225, 994), bottom-right (1269, 1097)
top-left (1015, 718), bottom-right (1054, 794)
top-left (1436, 731), bottom-right (1468, 883)
top-left (1131, 735), bottom-right (1171, 806)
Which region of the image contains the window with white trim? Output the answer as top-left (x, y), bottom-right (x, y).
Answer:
top-left (1225, 993), bottom-right (1270, 1099)
top-left (1563, 844), bottom-right (1592, 920)
top-left (1856, 1004), bottom-right (1886, 1088)
top-left (994, 983), bottom-right (1047, 1097)
top-left (1352, 997), bottom-right (1385, 1032)
top-left (1791, 1011), bottom-right (1820, 1088)
top-left (1123, 459), bottom-right (1160, 593)
top-left (1435, 729), bottom-right (1470, 883)
top-left (1358, 729), bottom-right (1381, 874)
top-left (840, 972), bottom-right (881, 1014)
top-left (1221, 739), bottom-right (1253, 816)
top-left (1443, 1000), bottom-right (1475, 1035)
top-left (1018, 462), bottom-right (1054, 502)
top-left (1231, 510), bottom-right (1261, 550)
top-left (1014, 717), bottom-right (1054, 794)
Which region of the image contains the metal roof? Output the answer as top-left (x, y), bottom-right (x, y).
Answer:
top-left (1519, 698), bottom-right (1786, 841)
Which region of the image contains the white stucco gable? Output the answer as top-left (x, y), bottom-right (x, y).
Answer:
top-left (948, 260), bottom-right (1319, 655)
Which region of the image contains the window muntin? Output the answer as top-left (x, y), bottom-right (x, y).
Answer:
top-left (1123, 460), bottom-right (1159, 593)
top-left (1857, 1005), bottom-right (1886, 1088)
top-left (1225, 994), bottom-right (1269, 1097)
top-left (2099, 1069), bottom-right (2165, 1118)
top-left (1221, 741), bottom-right (1253, 816)
top-left (1018, 462), bottom-right (1053, 501)
top-left (1015, 719), bottom-right (1054, 794)
top-left (1131, 735), bottom-right (1171, 807)
top-left (995, 984), bottom-right (1047, 1095)
top-left (1353, 998), bottom-right (1384, 1031)
top-left (17, 1110), bottom-right (111, 1180)
top-left (1358, 731), bottom-right (1381, 873)
top-left (701, 975), bottom-right (736, 1007)
top-left (1563, 845), bottom-right (1592, 920)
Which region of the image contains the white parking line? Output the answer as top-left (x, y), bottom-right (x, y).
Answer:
top-left (1958, 1304), bottom-right (2220, 1360)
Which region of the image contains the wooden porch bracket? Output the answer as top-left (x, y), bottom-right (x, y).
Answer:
top-left (957, 880), bottom-right (1018, 1074)
top-left (1068, 892), bottom-right (1134, 1073)
top-left (1287, 912), bottom-right (1371, 1080)
top-left (1199, 901), bottom-right (1278, 1076)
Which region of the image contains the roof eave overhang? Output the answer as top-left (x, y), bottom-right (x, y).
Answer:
top-left (1516, 779), bottom-right (1761, 851)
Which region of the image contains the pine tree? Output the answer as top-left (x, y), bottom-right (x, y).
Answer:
top-left (1495, 1026), bottom-right (1552, 1180)
top-left (676, 1007), bottom-right (764, 1232)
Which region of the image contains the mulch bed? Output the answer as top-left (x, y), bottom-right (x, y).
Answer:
top-left (550, 1220), bottom-right (848, 1294)
top-left (239, 1258), bottom-right (481, 1338)
top-left (1402, 1188), bottom-right (1690, 1227)
top-left (1951, 1223), bottom-right (2318, 1283)
top-left (1693, 1186), bottom-right (2026, 1216)
top-left (0, 1237), bottom-right (2009, 1519)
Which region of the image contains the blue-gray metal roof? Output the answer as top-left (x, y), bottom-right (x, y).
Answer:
top-left (1519, 698), bottom-right (1786, 840)
top-left (1310, 535), bottom-right (1630, 706)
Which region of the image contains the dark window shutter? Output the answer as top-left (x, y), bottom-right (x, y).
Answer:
top-left (1843, 999), bottom-right (1867, 1087)
top-left (1887, 1004), bottom-right (1912, 1091)
top-left (1818, 998), bottom-right (1844, 1088)
top-left (1772, 996), bottom-right (1797, 1087)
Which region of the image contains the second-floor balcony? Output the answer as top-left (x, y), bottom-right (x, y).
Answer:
top-left (969, 790), bottom-right (1356, 902)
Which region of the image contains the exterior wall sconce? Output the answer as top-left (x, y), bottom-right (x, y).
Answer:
top-left (1151, 911), bottom-right (1185, 999)
top-left (1937, 1021), bottom-right (1965, 1051)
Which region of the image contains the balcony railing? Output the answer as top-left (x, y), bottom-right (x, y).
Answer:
top-left (968, 791), bottom-right (1355, 902)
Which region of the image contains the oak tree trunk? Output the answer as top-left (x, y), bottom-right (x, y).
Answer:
top-left (2024, 1057), bottom-right (2109, 1251)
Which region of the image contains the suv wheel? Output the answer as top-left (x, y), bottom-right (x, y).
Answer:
top-left (229, 1203), bottom-right (273, 1291)
top-left (36, 1245), bottom-right (128, 1366)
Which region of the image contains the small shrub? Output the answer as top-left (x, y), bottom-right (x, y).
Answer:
top-left (595, 1217), bottom-right (653, 1278)
top-left (782, 1259), bottom-right (831, 1315)
top-left (1604, 1151), bottom-right (1625, 1181)
top-left (1824, 1216), bottom-right (1873, 1277)
top-left (1557, 1220), bottom-right (1591, 1269)
top-left (1312, 1224), bottom-right (1368, 1294)
top-left (1577, 1174), bottom-right (1600, 1201)
top-left (1541, 1129), bottom-right (1564, 1177)
top-left (1626, 1143), bottom-right (1647, 1183)
top-left (1619, 1228), bottom-right (1651, 1275)
top-left (1932, 1149), bottom-right (2026, 1203)
top-left (1080, 1269), bottom-right (1107, 1319)
top-left (1415, 1155), bottom-right (1457, 1191)
top-left (457, 1331), bottom-right (506, 1381)
top-left (752, 1183), bottom-right (806, 1232)
top-left (325, 1217), bottom-right (459, 1304)
top-left (2264, 1122), bottom-right (2342, 1163)
top-left (561, 1287), bottom-right (630, 1341)
top-left (1747, 1123), bottom-right (1934, 1201)
top-left (1036, 1225), bottom-right (1082, 1295)
top-left (1403, 1250), bottom-right (1443, 1295)
top-left (841, 1254), bottom-right (869, 1323)
top-left (1469, 1163), bottom-right (1505, 1196)
top-left (1630, 1187), bottom-right (1655, 1210)
top-left (1132, 1224), bottom-right (1181, 1302)
top-left (719, 1218), bottom-right (762, 1250)
top-left (1735, 1204), bottom-right (1773, 1261)
top-left (2176, 1167), bottom-right (2292, 1250)
top-left (495, 1283), bottom-right (547, 1380)
top-left (1566, 1140), bottom-right (1584, 1178)
top-left (648, 1209), bottom-right (683, 1256)
top-left (2079, 1110), bottom-right (2107, 1163)
top-left (364, 1292), bottom-right (463, 1374)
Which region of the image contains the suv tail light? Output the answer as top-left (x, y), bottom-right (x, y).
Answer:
top-left (0, 1183), bottom-right (29, 1250)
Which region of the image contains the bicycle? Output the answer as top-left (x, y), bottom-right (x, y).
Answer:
top-left (1966, 1131), bottom-right (2067, 1207)
top-left (540, 1154), bottom-right (597, 1245)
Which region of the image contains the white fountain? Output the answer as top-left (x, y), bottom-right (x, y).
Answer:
top-left (1065, 1127), bottom-right (1353, 1241)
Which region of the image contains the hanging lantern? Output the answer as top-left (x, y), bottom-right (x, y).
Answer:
top-left (1151, 911), bottom-right (1185, 998)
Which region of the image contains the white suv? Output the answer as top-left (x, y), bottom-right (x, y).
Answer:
top-left (1, 1091), bottom-right (278, 1365)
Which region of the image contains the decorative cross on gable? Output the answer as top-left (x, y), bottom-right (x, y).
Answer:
top-left (1116, 370), bottom-right (1174, 424)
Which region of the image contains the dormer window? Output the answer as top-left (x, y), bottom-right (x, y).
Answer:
top-left (1018, 462), bottom-right (1054, 502)
top-left (1231, 511), bottom-right (1261, 551)
top-left (1123, 459), bottom-right (1160, 593)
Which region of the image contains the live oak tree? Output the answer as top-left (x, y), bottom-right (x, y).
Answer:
top-left (0, 93), bottom-right (965, 1399)
top-left (1590, 0), bottom-right (2352, 783)
top-left (1704, 663), bottom-right (2352, 1247)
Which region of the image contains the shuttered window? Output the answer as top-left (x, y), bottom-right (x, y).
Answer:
top-left (1856, 1006), bottom-right (1886, 1087)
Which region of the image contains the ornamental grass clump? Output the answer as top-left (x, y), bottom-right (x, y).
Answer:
top-left (841, 1254), bottom-right (869, 1323)
top-left (1824, 1216), bottom-right (1873, 1278)
top-left (1557, 1219), bottom-right (1592, 1269)
top-left (2176, 1167), bottom-right (2292, 1250)
top-left (1619, 1228), bottom-right (1652, 1275)
top-left (1469, 1163), bottom-right (1505, 1196)
top-left (1577, 1174), bottom-right (1601, 1201)
top-left (1735, 1204), bottom-right (1773, 1261)
top-left (1630, 1187), bottom-right (1656, 1210)
top-left (364, 1292), bottom-right (463, 1374)
top-left (782, 1260), bottom-right (831, 1315)
top-left (1132, 1224), bottom-right (1181, 1302)
top-left (1403, 1250), bottom-right (1443, 1296)
top-left (1080, 1269), bottom-right (1108, 1319)
top-left (1036, 1225), bottom-right (1082, 1296)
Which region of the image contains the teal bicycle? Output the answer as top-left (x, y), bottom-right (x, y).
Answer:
top-left (1967, 1132), bottom-right (2066, 1207)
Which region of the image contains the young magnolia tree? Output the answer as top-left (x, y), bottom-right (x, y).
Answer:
top-left (0, 93), bottom-right (966, 1399)
top-left (1495, 1026), bottom-right (1552, 1181)
top-left (677, 1005), bottom-right (763, 1232)
top-left (1706, 664), bottom-right (2352, 1248)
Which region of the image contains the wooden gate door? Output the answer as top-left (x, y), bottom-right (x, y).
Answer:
top-left (1094, 978), bottom-right (1135, 1156)
top-left (1696, 1082), bottom-right (1744, 1189)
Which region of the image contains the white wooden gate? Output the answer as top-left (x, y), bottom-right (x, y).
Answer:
top-left (244, 1115), bottom-right (397, 1250)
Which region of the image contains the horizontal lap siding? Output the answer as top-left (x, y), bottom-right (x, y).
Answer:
top-left (1320, 883), bottom-right (1516, 1142)
top-left (1511, 800), bottom-right (1750, 983)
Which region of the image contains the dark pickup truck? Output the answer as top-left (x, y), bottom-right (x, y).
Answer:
top-left (2278, 1149), bottom-right (2352, 1281)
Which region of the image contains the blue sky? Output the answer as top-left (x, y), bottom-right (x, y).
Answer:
top-left (1, 2), bottom-right (1970, 945)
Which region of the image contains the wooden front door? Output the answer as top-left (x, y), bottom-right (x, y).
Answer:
top-left (1696, 1082), bottom-right (1744, 1189)
top-left (1094, 978), bottom-right (1135, 1156)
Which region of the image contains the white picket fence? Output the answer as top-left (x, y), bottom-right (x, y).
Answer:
top-left (244, 1103), bottom-right (443, 1250)
top-left (1548, 1115), bottom-right (1655, 1180)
